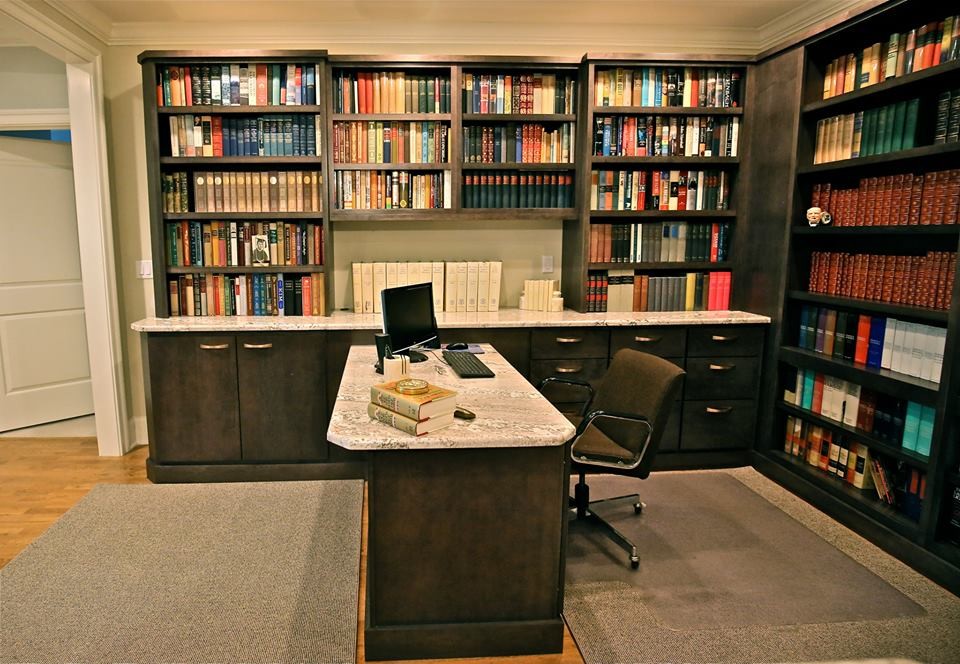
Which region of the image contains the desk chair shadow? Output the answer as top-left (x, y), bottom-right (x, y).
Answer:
top-left (540, 349), bottom-right (685, 568)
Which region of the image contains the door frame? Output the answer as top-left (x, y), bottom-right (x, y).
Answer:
top-left (0, 2), bottom-right (129, 456)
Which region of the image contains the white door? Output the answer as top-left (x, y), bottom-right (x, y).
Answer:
top-left (0, 135), bottom-right (93, 431)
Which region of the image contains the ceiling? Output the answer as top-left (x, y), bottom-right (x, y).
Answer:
top-left (34, 0), bottom-right (874, 54)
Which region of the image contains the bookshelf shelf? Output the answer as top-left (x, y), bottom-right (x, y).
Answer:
top-left (770, 451), bottom-right (920, 536)
top-left (157, 105), bottom-right (325, 115)
top-left (786, 291), bottom-right (950, 323)
top-left (593, 105), bottom-right (744, 116)
top-left (330, 208), bottom-right (577, 223)
top-left (461, 113), bottom-right (576, 122)
top-left (797, 143), bottom-right (960, 176)
top-left (802, 59), bottom-right (960, 116)
top-left (589, 210), bottom-right (736, 219)
top-left (588, 261), bottom-right (731, 271)
top-left (461, 162), bottom-right (576, 171)
top-left (331, 113), bottom-right (452, 121)
top-left (159, 156), bottom-right (319, 166)
top-left (777, 402), bottom-right (930, 468)
top-left (779, 346), bottom-right (940, 403)
top-left (792, 225), bottom-right (960, 237)
top-left (592, 155), bottom-right (739, 166)
top-left (167, 265), bottom-right (323, 274)
top-left (163, 212), bottom-right (324, 221)
top-left (331, 162), bottom-right (449, 171)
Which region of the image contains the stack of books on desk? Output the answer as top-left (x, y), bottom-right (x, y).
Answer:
top-left (368, 380), bottom-right (457, 436)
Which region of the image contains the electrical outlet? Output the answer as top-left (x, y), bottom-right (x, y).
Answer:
top-left (541, 255), bottom-right (554, 274)
top-left (137, 259), bottom-right (153, 279)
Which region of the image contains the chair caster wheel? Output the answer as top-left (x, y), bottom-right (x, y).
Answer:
top-left (634, 502), bottom-right (643, 514)
top-left (630, 556), bottom-right (640, 569)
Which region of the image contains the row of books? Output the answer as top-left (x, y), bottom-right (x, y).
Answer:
top-left (807, 250), bottom-right (956, 311)
top-left (462, 123), bottom-right (575, 164)
top-left (934, 89), bottom-right (960, 144)
top-left (462, 173), bottom-right (573, 209)
top-left (166, 221), bottom-right (323, 268)
top-left (332, 120), bottom-right (449, 164)
top-left (809, 168), bottom-right (960, 226)
top-left (334, 71), bottom-right (451, 114)
top-left (588, 270), bottom-right (731, 313)
top-left (797, 305), bottom-right (945, 383)
top-left (822, 15), bottom-right (960, 100)
top-left (351, 261), bottom-right (502, 314)
top-left (168, 272), bottom-right (326, 317)
top-left (334, 170), bottom-right (451, 210)
top-left (157, 63), bottom-right (320, 107)
top-left (593, 67), bottom-right (742, 108)
top-left (462, 73), bottom-right (576, 115)
top-left (161, 172), bottom-right (189, 213)
top-left (813, 99), bottom-right (918, 165)
top-left (592, 115), bottom-right (739, 158)
top-left (369, 381), bottom-right (456, 437)
top-left (590, 169), bottom-right (731, 211)
top-left (782, 415), bottom-right (926, 518)
top-left (785, 369), bottom-right (934, 457)
top-left (520, 279), bottom-right (562, 312)
top-left (167, 114), bottom-right (320, 158)
top-left (588, 221), bottom-right (731, 264)
top-left (186, 170), bottom-right (323, 214)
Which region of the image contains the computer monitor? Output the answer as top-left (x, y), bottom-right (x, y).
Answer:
top-left (381, 282), bottom-right (439, 363)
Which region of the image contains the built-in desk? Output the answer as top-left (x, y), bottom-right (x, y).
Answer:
top-left (328, 344), bottom-right (574, 660)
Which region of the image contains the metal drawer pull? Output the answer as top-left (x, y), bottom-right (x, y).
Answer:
top-left (711, 335), bottom-right (737, 342)
top-left (556, 337), bottom-right (583, 344)
top-left (708, 363), bottom-right (735, 371)
top-left (634, 335), bottom-right (661, 343)
top-left (556, 366), bottom-right (582, 374)
top-left (199, 343), bottom-right (229, 350)
top-left (243, 343), bottom-right (274, 350)
top-left (705, 406), bottom-right (734, 415)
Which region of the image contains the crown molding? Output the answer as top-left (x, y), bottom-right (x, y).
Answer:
top-left (44, 0), bottom-right (111, 45)
top-left (755, 0), bottom-right (873, 51)
top-left (0, 107), bottom-right (70, 129)
top-left (0, 0), bottom-right (103, 61)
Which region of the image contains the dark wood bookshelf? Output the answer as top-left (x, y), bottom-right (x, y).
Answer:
top-left (159, 156), bottom-right (319, 166)
top-left (948, 471), bottom-right (960, 485)
top-left (167, 265), bottom-right (323, 274)
top-left (777, 401), bottom-right (930, 468)
top-left (462, 113), bottom-right (576, 122)
top-left (331, 162), bottom-right (449, 171)
top-left (592, 155), bottom-right (739, 166)
top-left (797, 143), bottom-right (960, 176)
top-left (786, 290), bottom-right (950, 323)
top-left (157, 105), bottom-right (325, 115)
top-left (588, 261), bottom-right (730, 271)
top-left (769, 450), bottom-right (920, 536)
top-left (589, 209), bottom-right (736, 219)
top-left (163, 212), bottom-right (324, 221)
top-left (792, 225), bottom-right (960, 237)
top-left (593, 105), bottom-right (743, 116)
top-left (460, 162), bottom-right (576, 171)
top-left (330, 113), bottom-right (452, 121)
top-left (330, 207), bottom-right (576, 223)
top-left (779, 345), bottom-right (940, 403)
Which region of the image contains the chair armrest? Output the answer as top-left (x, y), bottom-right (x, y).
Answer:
top-left (572, 410), bottom-right (654, 470)
top-left (538, 376), bottom-right (595, 415)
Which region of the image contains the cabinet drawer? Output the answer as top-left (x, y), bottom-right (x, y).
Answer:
top-left (687, 325), bottom-right (764, 357)
top-left (684, 356), bottom-right (760, 400)
top-left (681, 400), bottom-right (756, 451)
top-left (531, 358), bottom-right (608, 403)
top-left (531, 328), bottom-right (608, 359)
top-left (610, 327), bottom-right (686, 358)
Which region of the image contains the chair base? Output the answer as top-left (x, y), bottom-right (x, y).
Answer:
top-left (571, 475), bottom-right (643, 569)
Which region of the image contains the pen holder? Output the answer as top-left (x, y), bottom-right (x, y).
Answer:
top-left (383, 355), bottom-right (410, 382)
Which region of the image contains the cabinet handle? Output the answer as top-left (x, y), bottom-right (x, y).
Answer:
top-left (243, 343), bottom-right (274, 350)
top-left (634, 335), bottom-right (661, 343)
top-left (711, 335), bottom-right (737, 342)
top-left (556, 365), bottom-right (582, 374)
top-left (705, 406), bottom-right (734, 415)
top-left (199, 343), bottom-right (229, 350)
top-left (708, 363), bottom-right (735, 372)
top-left (556, 337), bottom-right (583, 344)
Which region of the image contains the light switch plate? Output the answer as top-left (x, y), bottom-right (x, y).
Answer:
top-left (541, 255), bottom-right (554, 274)
top-left (137, 259), bottom-right (153, 278)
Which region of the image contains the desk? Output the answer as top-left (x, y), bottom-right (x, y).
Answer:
top-left (327, 344), bottom-right (575, 661)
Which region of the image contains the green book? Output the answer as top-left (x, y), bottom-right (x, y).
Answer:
top-left (916, 405), bottom-right (935, 457)
top-left (859, 108), bottom-right (876, 157)
top-left (851, 111), bottom-right (864, 157)
top-left (876, 104), bottom-right (892, 154)
top-left (902, 98), bottom-right (919, 149)
top-left (890, 100), bottom-right (907, 152)
top-left (902, 401), bottom-right (921, 451)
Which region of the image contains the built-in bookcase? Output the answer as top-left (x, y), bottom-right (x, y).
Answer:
top-left (562, 54), bottom-right (751, 314)
top-left (761, 0), bottom-right (960, 593)
top-left (139, 51), bottom-right (331, 317)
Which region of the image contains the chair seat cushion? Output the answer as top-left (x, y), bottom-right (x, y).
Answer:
top-left (565, 414), bottom-right (636, 464)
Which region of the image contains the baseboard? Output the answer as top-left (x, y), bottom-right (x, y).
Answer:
top-left (127, 416), bottom-right (148, 450)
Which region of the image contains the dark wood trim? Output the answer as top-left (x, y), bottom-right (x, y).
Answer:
top-left (590, 209), bottom-right (737, 219)
top-left (159, 156), bottom-right (320, 166)
top-left (592, 155), bottom-right (739, 166)
top-left (329, 208), bottom-right (576, 223)
top-left (331, 162), bottom-right (450, 171)
top-left (462, 113), bottom-right (576, 122)
top-left (588, 261), bottom-right (731, 271)
top-left (797, 143), bottom-right (960, 176)
top-left (583, 53), bottom-right (755, 65)
top-left (330, 112), bottom-right (452, 121)
top-left (139, 50), bottom-right (328, 63)
top-left (330, 54), bottom-right (578, 66)
top-left (145, 458), bottom-right (367, 482)
top-left (157, 105), bottom-right (324, 115)
top-left (792, 225), bottom-right (960, 237)
top-left (461, 162), bottom-right (576, 171)
top-left (165, 265), bottom-right (323, 274)
top-left (593, 106), bottom-right (744, 116)
top-left (164, 212), bottom-right (324, 220)
top-left (363, 619), bottom-right (564, 661)
top-left (786, 290), bottom-right (950, 323)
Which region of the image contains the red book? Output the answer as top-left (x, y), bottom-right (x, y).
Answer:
top-left (211, 116), bottom-right (223, 156)
top-left (719, 271), bottom-right (731, 308)
top-left (358, 73), bottom-right (368, 114)
top-left (603, 224), bottom-right (612, 262)
top-left (295, 66), bottom-right (302, 104)
top-left (707, 274), bottom-right (718, 310)
top-left (184, 66), bottom-right (193, 106)
top-left (256, 65), bottom-right (267, 106)
top-left (651, 171), bottom-right (661, 209)
top-left (677, 170), bottom-right (688, 209)
top-left (302, 276), bottom-right (311, 315)
top-left (710, 223), bottom-right (719, 262)
top-left (812, 373), bottom-right (825, 414)
top-left (854, 314), bottom-right (871, 364)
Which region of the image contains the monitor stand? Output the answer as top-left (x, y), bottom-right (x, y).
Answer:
top-left (403, 350), bottom-right (428, 363)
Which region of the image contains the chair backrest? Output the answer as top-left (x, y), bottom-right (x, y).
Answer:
top-left (590, 349), bottom-right (685, 477)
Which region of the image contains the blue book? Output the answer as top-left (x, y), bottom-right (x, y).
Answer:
top-left (515, 125), bottom-right (522, 162)
top-left (802, 371), bottom-right (815, 410)
top-left (271, 65), bottom-right (282, 105)
top-left (641, 67), bottom-right (649, 106)
top-left (252, 274), bottom-right (261, 316)
top-left (602, 119), bottom-right (612, 156)
top-left (249, 119), bottom-right (258, 156)
top-left (867, 316), bottom-right (886, 368)
top-left (283, 117), bottom-right (293, 156)
top-left (291, 118), bottom-right (300, 156)
top-left (654, 68), bottom-right (662, 107)
top-left (902, 401), bottom-right (921, 452)
top-left (916, 405), bottom-right (935, 457)
top-left (815, 308), bottom-right (827, 352)
top-left (242, 120), bottom-right (251, 156)
top-left (276, 275), bottom-right (284, 315)
top-left (305, 66), bottom-right (315, 105)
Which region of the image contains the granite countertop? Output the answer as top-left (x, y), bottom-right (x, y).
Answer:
top-left (327, 344), bottom-right (576, 451)
top-left (132, 309), bottom-right (771, 332)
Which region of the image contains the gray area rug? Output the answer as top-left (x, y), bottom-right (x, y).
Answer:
top-left (0, 481), bottom-right (364, 664)
top-left (564, 469), bottom-right (960, 664)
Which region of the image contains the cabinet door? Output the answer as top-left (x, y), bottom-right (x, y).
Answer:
top-left (237, 332), bottom-right (328, 461)
top-left (146, 334), bottom-right (241, 463)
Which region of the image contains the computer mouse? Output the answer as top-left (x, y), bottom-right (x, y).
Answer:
top-left (446, 342), bottom-right (469, 351)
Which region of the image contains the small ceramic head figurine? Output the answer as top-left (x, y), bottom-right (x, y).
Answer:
top-left (806, 206), bottom-right (823, 227)
top-left (820, 211), bottom-right (833, 225)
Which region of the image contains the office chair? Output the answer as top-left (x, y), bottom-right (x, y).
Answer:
top-left (541, 349), bottom-right (684, 568)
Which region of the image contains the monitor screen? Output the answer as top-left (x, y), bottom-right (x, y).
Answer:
top-left (381, 282), bottom-right (440, 356)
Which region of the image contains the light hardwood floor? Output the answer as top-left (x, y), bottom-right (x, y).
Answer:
top-left (0, 438), bottom-right (585, 664)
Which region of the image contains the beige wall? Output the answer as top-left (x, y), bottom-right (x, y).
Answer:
top-left (0, 46), bottom-right (67, 109)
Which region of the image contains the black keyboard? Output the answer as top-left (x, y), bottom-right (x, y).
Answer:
top-left (442, 350), bottom-right (495, 378)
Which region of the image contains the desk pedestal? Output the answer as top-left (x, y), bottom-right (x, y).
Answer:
top-left (364, 444), bottom-right (569, 661)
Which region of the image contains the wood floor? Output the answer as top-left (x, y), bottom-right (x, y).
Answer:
top-left (0, 438), bottom-right (585, 664)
